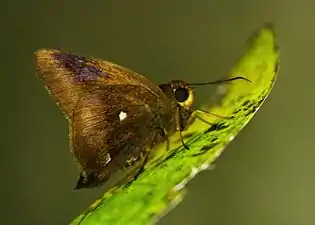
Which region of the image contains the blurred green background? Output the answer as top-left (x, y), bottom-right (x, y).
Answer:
top-left (2, 0), bottom-right (315, 225)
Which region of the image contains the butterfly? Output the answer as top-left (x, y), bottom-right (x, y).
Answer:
top-left (34, 49), bottom-right (249, 190)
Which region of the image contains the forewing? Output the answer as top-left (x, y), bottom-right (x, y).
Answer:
top-left (34, 49), bottom-right (164, 119)
top-left (71, 85), bottom-right (163, 185)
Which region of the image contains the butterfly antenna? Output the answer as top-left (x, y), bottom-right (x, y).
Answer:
top-left (188, 76), bottom-right (251, 86)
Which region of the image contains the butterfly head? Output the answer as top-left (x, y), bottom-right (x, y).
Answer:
top-left (159, 80), bottom-right (194, 110)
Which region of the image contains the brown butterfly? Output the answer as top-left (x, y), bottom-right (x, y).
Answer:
top-left (34, 49), bottom-right (249, 190)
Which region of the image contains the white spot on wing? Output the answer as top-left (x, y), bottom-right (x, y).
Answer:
top-left (105, 153), bottom-right (111, 165)
top-left (119, 111), bottom-right (127, 121)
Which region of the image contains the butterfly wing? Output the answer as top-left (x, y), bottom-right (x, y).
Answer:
top-left (34, 49), bottom-right (165, 120)
top-left (35, 49), bottom-right (175, 188)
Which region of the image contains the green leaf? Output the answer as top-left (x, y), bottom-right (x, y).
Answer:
top-left (71, 23), bottom-right (279, 225)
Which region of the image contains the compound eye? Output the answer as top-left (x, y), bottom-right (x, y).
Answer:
top-left (174, 88), bottom-right (189, 103)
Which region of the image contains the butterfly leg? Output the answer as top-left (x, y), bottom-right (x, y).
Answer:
top-left (176, 107), bottom-right (189, 150)
top-left (186, 109), bottom-right (224, 128)
top-left (123, 151), bottom-right (150, 188)
top-left (149, 126), bottom-right (170, 152)
top-left (158, 127), bottom-right (170, 151)
top-left (194, 114), bottom-right (215, 126)
top-left (164, 131), bottom-right (170, 151)
top-left (196, 109), bottom-right (232, 120)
